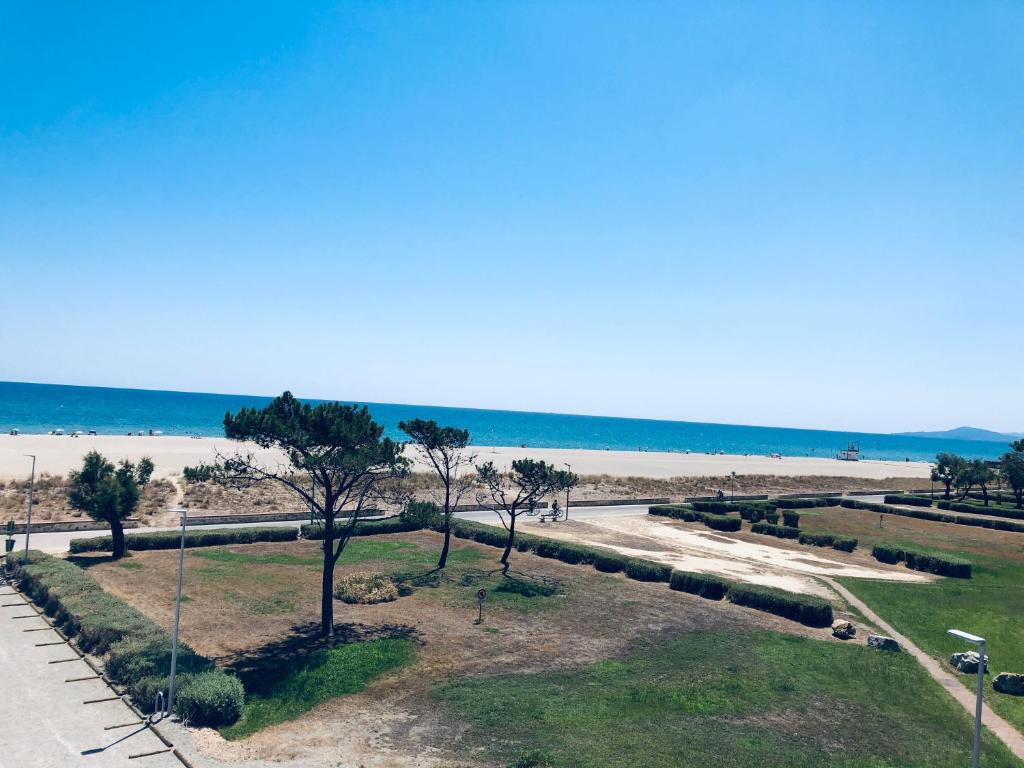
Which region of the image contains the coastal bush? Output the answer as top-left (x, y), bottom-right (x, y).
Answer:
top-left (749, 522), bottom-right (800, 540)
top-left (175, 672), bottom-right (245, 728)
top-left (649, 504), bottom-right (741, 532)
top-left (831, 536), bottom-right (858, 552)
top-left (884, 495), bottom-right (934, 508)
top-left (870, 544), bottom-right (971, 578)
top-left (400, 500), bottom-right (443, 528)
top-left (69, 526), bottom-right (298, 554)
top-left (301, 516), bottom-right (420, 540)
top-left (727, 583), bottom-right (833, 627)
top-left (781, 511), bottom-right (801, 528)
top-left (623, 558), bottom-right (673, 583)
top-left (334, 573), bottom-right (399, 604)
top-left (7, 552), bottom-right (241, 726)
top-left (592, 551), bottom-right (629, 573)
top-left (669, 570), bottom-right (732, 600)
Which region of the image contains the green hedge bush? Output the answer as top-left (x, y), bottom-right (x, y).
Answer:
top-left (69, 526), bottom-right (298, 554)
top-left (797, 532), bottom-right (857, 552)
top-left (669, 570), bottom-right (732, 600)
top-left (884, 494), bottom-right (933, 507)
top-left (6, 552), bottom-right (241, 726)
top-left (592, 551), bottom-right (630, 573)
top-left (749, 522), bottom-right (800, 540)
top-left (302, 516), bottom-right (421, 540)
top-left (175, 672), bottom-right (245, 727)
top-left (623, 558), bottom-right (672, 583)
top-left (936, 500), bottom-right (1024, 520)
top-left (831, 536), bottom-right (858, 553)
top-left (870, 544), bottom-right (971, 578)
top-left (775, 498), bottom-right (831, 509)
top-left (734, 501), bottom-right (777, 522)
top-left (781, 511), bottom-right (801, 528)
top-left (691, 501), bottom-right (733, 514)
top-left (649, 505), bottom-right (741, 532)
top-left (727, 583), bottom-right (833, 627)
top-left (840, 499), bottom-right (1024, 534)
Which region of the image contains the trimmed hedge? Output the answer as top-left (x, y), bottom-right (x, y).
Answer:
top-left (623, 558), bottom-right (673, 583)
top-left (884, 494), bottom-right (933, 508)
top-left (797, 532), bottom-right (858, 552)
top-left (781, 511), bottom-right (801, 528)
top-left (734, 501), bottom-right (777, 523)
top-left (750, 522), bottom-right (800, 540)
top-left (871, 544), bottom-right (971, 578)
top-left (840, 499), bottom-right (1024, 534)
top-left (6, 552), bottom-right (242, 726)
top-left (775, 498), bottom-right (830, 509)
top-left (690, 501), bottom-right (734, 514)
top-left (832, 536), bottom-right (858, 552)
top-left (301, 516), bottom-right (421, 540)
top-left (69, 526), bottom-right (298, 554)
top-left (937, 500), bottom-right (1024, 520)
top-left (669, 570), bottom-right (731, 600)
top-left (592, 551), bottom-right (629, 573)
top-left (727, 583), bottom-right (833, 627)
top-left (649, 505), bottom-right (741, 532)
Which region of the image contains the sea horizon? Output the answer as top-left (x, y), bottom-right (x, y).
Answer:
top-left (0, 380), bottom-right (1010, 463)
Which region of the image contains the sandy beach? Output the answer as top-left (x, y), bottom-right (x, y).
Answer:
top-left (0, 434), bottom-right (932, 481)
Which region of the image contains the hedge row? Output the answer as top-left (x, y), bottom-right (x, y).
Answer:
top-left (870, 544), bottom-right (971, 578)
top-left (775, 498), bottom-right (831, 509)
top-left (936, 500), bottom-right (1024, 520)
top-left (669, 571), bottom-right (731, 600)
top-left (798, 532), bottom-right (858, 552)
top-left (648, 505), bottom-right (742, 532)
top-left (884, 494), bottom-right (934, 508)
top-left (301, 516), bottom-right (421, 540)
top-left (726, 583), bottom-right (833, 627)
top-left (749, 522), bottom-right (800, 540)
top-left (69, 526), bottom-right (298, 554)
top-left (5, 552), bottom-right (242, 726)
top-left (733, 502), bottom-right (778, 523)
top-left (839, 499), bottom-right (1024, 534)
top-left (781, 511), bottom-right (801, 528)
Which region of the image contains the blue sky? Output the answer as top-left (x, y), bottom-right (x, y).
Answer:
top-left (1, 2), bottom-right (1022, 433)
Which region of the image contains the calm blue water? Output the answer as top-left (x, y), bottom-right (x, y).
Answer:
top-left (0, 381), bottom-right (1007, 462)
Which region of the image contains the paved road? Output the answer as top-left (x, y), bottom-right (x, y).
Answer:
top-left (0, 584), bottom-right (179, 768)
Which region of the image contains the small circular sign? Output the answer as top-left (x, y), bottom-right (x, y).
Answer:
top-left (477, 588), bottom-right (487, 601)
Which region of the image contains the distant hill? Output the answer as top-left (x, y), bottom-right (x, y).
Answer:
top-left (896, 426), bottom-right (1024, 443)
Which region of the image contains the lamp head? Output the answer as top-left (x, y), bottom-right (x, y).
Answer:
top-left (948, 628), bottom-right (985, 645)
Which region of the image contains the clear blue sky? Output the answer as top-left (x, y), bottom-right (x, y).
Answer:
top-left (2, 2), bottom-right (1022, 433)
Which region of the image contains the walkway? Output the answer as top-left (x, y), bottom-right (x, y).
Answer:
top-left (823, 576), bottom-right (1024, 761)
top-left (0, 582), bottom-right (179, 768)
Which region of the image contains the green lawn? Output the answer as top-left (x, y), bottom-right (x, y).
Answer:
top-left (841, 552), bottom-right (1024, 733)
top-left (436, 630), bottom-right (1019, 768)
top-left (221, 637), bottom-right (416, 740)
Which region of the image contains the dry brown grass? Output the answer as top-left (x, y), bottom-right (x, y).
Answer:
top-left (0, 475), bottom-right (176, 522)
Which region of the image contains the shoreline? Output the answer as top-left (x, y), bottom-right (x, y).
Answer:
top-left (0, 434), bottom-right (932, 481)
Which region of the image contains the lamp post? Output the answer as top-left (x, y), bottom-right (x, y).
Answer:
top-left (166, 507), bottom-right (188, 718)
top-left (23, 455), bottom-right (36, 563)
top-left (948, 628), bottom-right (986, 768)
top-left (730, 471), bottom-right (736, 502)
top-left (563, 463), bottom-right (571, 521)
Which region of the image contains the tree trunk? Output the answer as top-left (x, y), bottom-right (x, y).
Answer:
top-left (1015, 490), bottom-right (1023, 509)
top-left (110, 518), bottom-right (126, 559)
top-left (321, 515), bottom-right (335, 637)
top-left (500, 514), bottom-right (516, 569)
top-left (438, 516), bottom-right (451, 569)
top-left (982, 486), bottom-right (989, 506)
top-left (944, 483), bottom-right (951, 501)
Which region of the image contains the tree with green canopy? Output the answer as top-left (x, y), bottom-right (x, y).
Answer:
top-left (932, 452), bottom-right (967, 500)
top-left (476, 458), bottom-right (578, 569)
top-left (68, 451), bottom-right (153, 559)
top-left (958, 458), bottom-right (996, 505)
top-left (999, 450), bottom-right (1024, 509)
top-left (399, 418), bottom-right (475, 568)
top-left (210, 391), bottom-right (409, 637)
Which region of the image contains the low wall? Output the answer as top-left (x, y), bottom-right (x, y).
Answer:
top-left (568, 497), bottom-right (670, 508)
top-left (5, 519), bottom-right (140, 535)
top-left (686, 494), bottom-right (770, 502)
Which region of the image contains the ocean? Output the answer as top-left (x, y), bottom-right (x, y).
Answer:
top-left (0, 381), bottom-right (1008, 463)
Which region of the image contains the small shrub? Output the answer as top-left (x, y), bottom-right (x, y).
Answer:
top-left (302, 517), bottom-right (419, 540)
top-left (592, 551), bottom-right (628, 573)
top-left (334, 573), bottom-right (399, 604)
top-left (832, 536), bottom-right (858, 552)
top-left (798, 532), bottom-right (835, 548)
top-left (623, 558), bottom-right (672, 583)
top-left (401, 500), bottom-right (442, 528)
top-left (765, 510), bottom-right (780, 524)
top-left (781, 511), bottom-right (801, 528)
top-left (871, 544), bottom-right (906, 564)
top-left (175, 671), bottom-right (245, 727)
top-left (727, 583), bottom-right (833, 627)
top-left (669, 570), bottom-right (731, 600)
top-left (870, 545), bottom-right (971, 578)
top-left (691, 501), bottom-right (733, 514)
top-left (702, 514), bottom-right (742, 532)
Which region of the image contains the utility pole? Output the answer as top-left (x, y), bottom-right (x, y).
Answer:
top-left (166, 508), bottom-right (188, 718)
top-left (563, 463), bottom-right (571, 521)
top-left (23, 455), bottom-right (36, 563)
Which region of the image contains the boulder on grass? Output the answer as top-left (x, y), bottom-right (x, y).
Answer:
top-left (950, 651), bottom-right (989, 674)
top-left (868, 634), bottom-right (901, 652)
top-left (993, 673), bottom-right (1024, 696)
top-left (831, 620), bottom-right (856, 640)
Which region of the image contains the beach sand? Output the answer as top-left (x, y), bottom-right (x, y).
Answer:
top-left (0, 434), bottom-right (931, 481)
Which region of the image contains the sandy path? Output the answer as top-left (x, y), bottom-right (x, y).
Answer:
top-left (520, 514), bottom-right (928, 598)
top-left (0, 434), bottom-right (932, 481)
top-left (825, 577), bottom-right (1024, 761)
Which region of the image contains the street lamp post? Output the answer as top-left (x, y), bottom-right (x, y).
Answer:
top-left (563, 463), bottom-right (571, 521)
top-left (166, 507), bottom-right (188, 718)
top-left (730, 471), bottom-right (736, 502)
top-left (948, 628), bottom-right (986, 768)
top-left (23, 455), bottom-right (36, 563)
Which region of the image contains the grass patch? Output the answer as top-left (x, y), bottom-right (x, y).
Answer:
top-left (436, 630), bottom-right (1018, 767)
top-left (193, 549), bottom-right (321, 567)
top-left (221, 637), bottom-right (416, 740)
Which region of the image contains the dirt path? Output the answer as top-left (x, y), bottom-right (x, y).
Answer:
top-left (522, 515), bottom-right (928, 598)
top-left (823, 577), bottom-right (1024, 761)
